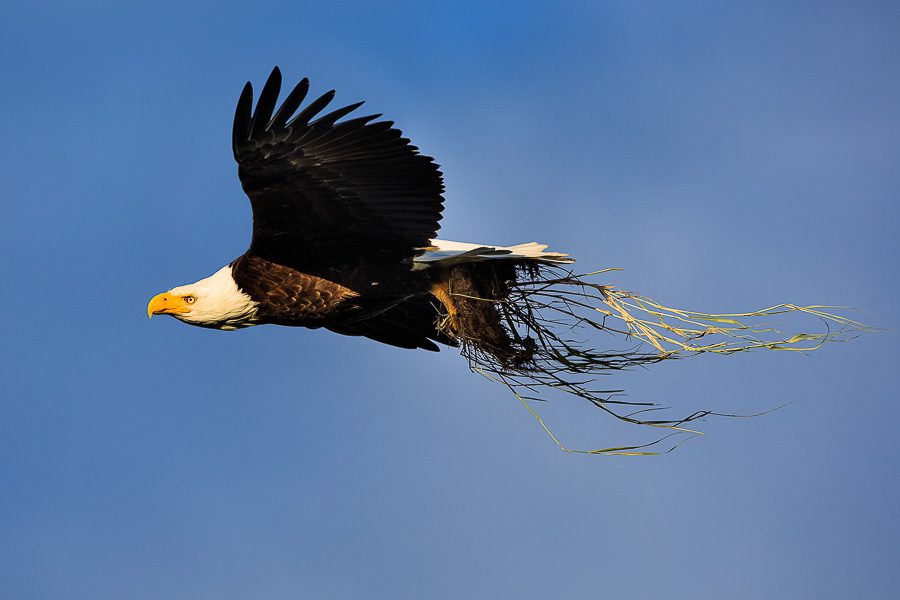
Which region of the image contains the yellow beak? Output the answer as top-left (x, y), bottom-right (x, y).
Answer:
top-left (147, 292), bottom-right (191, 318)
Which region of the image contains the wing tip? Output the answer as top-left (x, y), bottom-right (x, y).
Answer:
top-left (232, 80), bottom-right (255, 155)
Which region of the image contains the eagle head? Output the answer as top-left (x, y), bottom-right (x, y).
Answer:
top-left (148, 265), bottom-right (258, 330)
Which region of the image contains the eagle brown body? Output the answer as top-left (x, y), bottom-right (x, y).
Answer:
top-left (229, 255), bottom-right (362, 323)
top-left (229, 252), bottom-right (459, 350)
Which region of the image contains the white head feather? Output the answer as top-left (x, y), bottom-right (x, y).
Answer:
top-left (165, 265), bottom-right (259, 330)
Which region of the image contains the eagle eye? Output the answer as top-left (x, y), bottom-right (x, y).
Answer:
top-left (184, 295), bottom-right (196, 304)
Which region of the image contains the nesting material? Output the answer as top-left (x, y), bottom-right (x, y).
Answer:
top-left (437, 264), bottom-right (874, 455)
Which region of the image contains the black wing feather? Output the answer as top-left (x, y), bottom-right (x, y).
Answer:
top-left (231, 82), bottom-right (253, 155)
top-left (233, 67), bottom-right (444, 271)
top-left (250, 66), bottom-right (281, 136)
top-left (269, 77), bottom-right (309, 130)
top-left (312, 101), bottom-right (365, 128)
top-left (287, 90), bottom-right (336, 128)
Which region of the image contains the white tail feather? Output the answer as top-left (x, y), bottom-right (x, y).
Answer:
top-left (412, 239), bottom-right (574, 270)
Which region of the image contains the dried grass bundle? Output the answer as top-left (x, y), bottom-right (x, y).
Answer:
top-left (437, 264), bottom-right (874, 455)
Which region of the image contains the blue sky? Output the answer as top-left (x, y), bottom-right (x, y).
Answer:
top-left (1, 2), bottom-right (898, 598)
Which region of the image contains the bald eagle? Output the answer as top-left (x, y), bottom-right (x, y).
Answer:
top-left (148, 66), bottom-right (572, 352)
top-left (149, 68), bottom-right (868, 453)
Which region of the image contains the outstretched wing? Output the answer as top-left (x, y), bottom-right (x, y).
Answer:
top-left (232, 67), bottom-right (444, 271)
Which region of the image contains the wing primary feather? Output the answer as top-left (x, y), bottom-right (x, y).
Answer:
top-left (232, 81), bottom-right (254, 156)
top-left (288, 90), bottom-right (336, 127)
top-left (250, 66), bottom-right (282, 139)
top-left (312, 101), bottom-right (365, 127)
top-left (270, 77), bottom-right (310, 130)
top-left (344, 113), bottom-right (382, 126)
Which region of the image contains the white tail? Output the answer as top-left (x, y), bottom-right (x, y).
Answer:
top-left (412, 239), bottom-right (574, 270)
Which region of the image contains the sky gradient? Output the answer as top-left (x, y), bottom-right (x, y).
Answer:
top-left (2, 2), bottom-right (898, 598)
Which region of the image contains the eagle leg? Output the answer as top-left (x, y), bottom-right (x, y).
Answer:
top-left (431, 281), bottom-right (458, 331)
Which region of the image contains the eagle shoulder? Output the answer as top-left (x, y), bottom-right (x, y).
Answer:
top-left (231, 255), bottom-right (359, 323)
